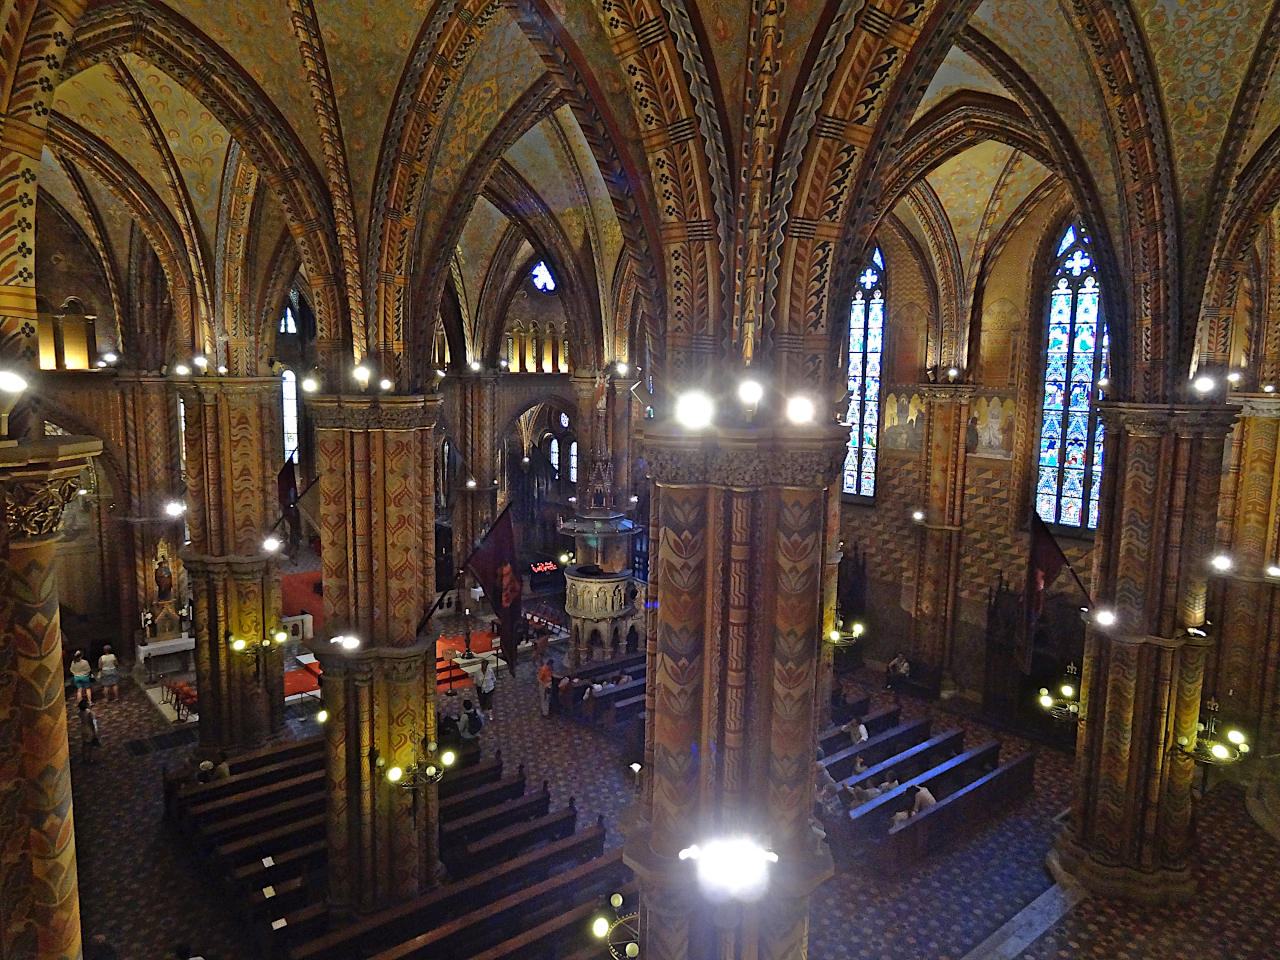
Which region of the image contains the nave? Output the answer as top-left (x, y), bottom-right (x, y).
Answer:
top-left (68, 644), bottom-right (1280, 960)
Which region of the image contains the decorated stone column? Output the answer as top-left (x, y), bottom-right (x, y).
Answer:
top-left (0, 435), bottom-right (101, 960)
top-left (1209, 396), bottom-right (1280, 830)
top-left (911, 383), bottom-right (974, 695)
top-left (624, 421), bottom-right (844, 960)
top-left (451, 372), bottom-right (497, 566)
top-left (179, 378), bottom-right (285, 750)
top-left (311, 394), bottom-right (442, 914)
top-left (1050, 403), bottom-right (1236, 903)
top-left (815, 485), bottom-right (842, 732)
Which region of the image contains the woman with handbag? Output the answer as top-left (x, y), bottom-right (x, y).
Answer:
top-left (70, 650), bottom-right (94, 706)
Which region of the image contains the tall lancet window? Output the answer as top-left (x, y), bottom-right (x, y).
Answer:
top-left (281, 370), bottom-right (299, 463)
top-left (549, 437), bottom-right (560, 474)
top-left (842, 247), bottom-right (885, 496)
top-left (1036, 224), bottom-right (1109, 531)
top-left (569, 441), bottom-right (578, 483)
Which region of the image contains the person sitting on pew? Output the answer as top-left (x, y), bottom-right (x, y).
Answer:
top-left (886, 653), bottom-right (911, 691)
top-left (841, 714), bottom-right (869, 745)
top-left (877, 771), bottom-right (899, 792)
top-left (890, 807), bottom-right (911, 828)
top-left (210, 751), bottom-right (231, 781)
top-left (196, 760), bottom-right (215, 783)
top-left (851, 755), bottom-right (867, 776)
top-left (911, 783), bottom-right (937, 815)
top-left (459, 699), bottom-right (484, 740)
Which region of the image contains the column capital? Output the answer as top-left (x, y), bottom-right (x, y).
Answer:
top-left (0, 437), bottom-right (102, 541)
top-left (1237, 395), bottom-right (1280, 419)
top-left (1097, 402), bottom-right (1238, 437)
top-left (176, 376), bottom-right (281, 403)
top-left (309, 393), bottom-right (441, 431)
top-left (179, 549), bottom-right (273, 580)
top-left (639, 421), bottom-right (847, 487)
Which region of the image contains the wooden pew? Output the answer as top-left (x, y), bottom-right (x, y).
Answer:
top-left (823, 714), bottom-right (923, 781)
top-left (581, 678), bottom-right (644, 723)
top-left (845, 739), bottom-right (1000, 847)
top-left (197, 788), bottom-right (328, 849)
top-left (830, 693), bottom-right (872, 728)
top-left (177, 742), bottom-right (324, 813)
top-left (467, 881), bottom-right (639, 960)
top-left (231, 838), bottom-right (328, 890)
top-left (224, 737), bottom-right (325, 775)
top-left (873, 752), bottom-right (1035, 873)
top-left (439, 772), bottom-right (526, 822)
top-left (844, 728), bottom-right (963, 792)
top-left (281, 824), bottom-right (610, 960)
top-left (864, 705), bottom-right (903, 737)
top-left (447, 802), bottom-right (577, 876)
top-left (440, 782), bottom-right (550, 850)
top-left (366, 848), bottom-right (630, 959)
top-left (438, 752), bottom-right (503, 800)
top-left (187, 769), bottom-right (326, 835)
top-left (215, 812), bottom-right (327, 871)
top-left (609, 693), bottom-right (646, 727)
top-left (817, 698), bottom-right (872, 754)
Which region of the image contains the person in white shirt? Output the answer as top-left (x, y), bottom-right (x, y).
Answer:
top-left (911, 784), bottom-right (937, 815)
top-left (842, 715), bottom-right (869, 745)
top-left (97, 645), bottom-right (121, 702)
top-left (477, 659), bottom-right (497, 720)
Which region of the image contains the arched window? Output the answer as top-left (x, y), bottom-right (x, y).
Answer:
top-left (842, 247), bottom-right (885, 496)
top-left (1036, 224), bottom-right (1109, 531)
top-left (569, 441), bottom-right (579, 483)
top-left (549, 437), bottom-right (560, 474)
top-left (281, 370), bottom-right (299, 462)
top-left (279, 305), bottom-right (297, 335)
top-left (532, 261), bottom-right (556, 293)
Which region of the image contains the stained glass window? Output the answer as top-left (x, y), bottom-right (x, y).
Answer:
top-left (281, 370), bottom-right (299, 463)
top-left (279, 306), bottom-right (297, 335)
top-left (569, 441), bottom-right (578, 483)
top-left (532, 261), bottom-right (556, 293)
top-left (559, 412), bottom-right (570, 429)
top-left (1036, 224), bottom-right (1108, 531)
top-left (842, 248), bottom-right (885, 496)
top-left (549, 437), bottom-right (560, 474)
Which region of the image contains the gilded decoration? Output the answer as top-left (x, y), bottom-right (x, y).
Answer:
top-left (4, 476), bottom-right (83, 539)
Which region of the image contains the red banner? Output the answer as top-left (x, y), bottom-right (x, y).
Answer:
top-left (466, 505), bottom-right (523, 676)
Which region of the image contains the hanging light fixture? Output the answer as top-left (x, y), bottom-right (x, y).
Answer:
top-left (386, 726), bottom-right (457, 789)
top-left (1176, 697), bottom-right (1250, 764)
top-left (591, 891), bottom-right (639, 958)
top-left (1037, 663), bottom-right (1082, 723)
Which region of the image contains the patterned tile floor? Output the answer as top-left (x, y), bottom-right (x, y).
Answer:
top-left (66, 654), bottom-right (1280, 959)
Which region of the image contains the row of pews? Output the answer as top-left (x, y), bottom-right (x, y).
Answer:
top-left (817, 704), bottom-right (1035, 874)
top-left (552, 653), bottom-right (647, 732)
top-left (172, 735), bottom-right (630, 958)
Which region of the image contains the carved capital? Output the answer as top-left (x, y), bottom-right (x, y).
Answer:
top-left (177, 377), bottom-right (280, 405)
top-left (914, 383), bottom-right (979, 402)
top-left (1098, 403), bottom-right (1238, 439)
top-left (640, 423), bottom-right (847, 487)
top-left (0, 437), bottom-right (102, 541)
top-left (310, 394), bottom-right (441, 431)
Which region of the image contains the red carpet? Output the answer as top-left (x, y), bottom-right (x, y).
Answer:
top-left (281, 569), bottom-right (324, 634)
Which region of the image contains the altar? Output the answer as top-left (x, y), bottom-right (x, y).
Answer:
top-left (135, 634), bottom-right (195, 680)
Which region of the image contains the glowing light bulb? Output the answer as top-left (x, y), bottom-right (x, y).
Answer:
top-left (386, 766), bottom-right (403, 783)
top-left (1227, 371), bottom-right (1242, 384)
top-left (341, 636), bottom-right (360, 650)
top-left (1061, 684), bottom-right (1074, 698)
top-left (466, 478), bottom-right (477, 489)
top-left (1210, 554), bottom-right (1233, 572)
top-left (216, 365), bottom-right (228, 375)
top-left (192, 355), bottom-right (208, 369)
top-left (1267, 565), bottom-right (1280, 578)
top-left (592, 917), bottom-right (610, 939)
top-left (1266, 384), bottom-right (1277, 394)
top-left (231, 638), bottom-right (246, 651)
top-left (1227, 729), bottom-right (1245, 745)
top-left (469, 360), bottom-right (481, 372)
top-left (911, 510), bottom-right (925, 523)
top-left (785, 394), bottom-right (816, 424)
top-left (316, 709), bottom-right (328, 723)
top-left (262, 535), bottom-right (282, 553)
top-left (1210, 743), bottom-right (1229, 760)
top-left (164, 500), bottom-right (186, 517)
top-left (379, 378), bottom-right (393, 391)
top-left (441, 750), bottom-right (456, 766)
top-left (946, 367), bottom-right (960, 381)
top-left (738, 379), bottom-right (764, 406)
top-left (1039, 694), bottom-right (1054, 708)
top-left (674, 390), bottom-right (715, 429)
top-left (353, 365), bottom-right (371, 385)
top-left (301, 376), bottom-right (318, 393)
top-left (829, 630), bottom-right (841, 642)
top-left (559, 554), bottom-right (570, 563)
top-left (174, 364), bottom-right (191, 376)
top-left (1192, 375), bottom-right (1215, 394)
top-left (274, 630), bottom-right (288, 644)
top-left (616, 362), bottom-right (629, 376)
top-left (850, 623), bottom-right (865, 637)
top-left (103, 352), bottom-right (118, 364)
top-left (1093, 609), bottom-right (1117, 627)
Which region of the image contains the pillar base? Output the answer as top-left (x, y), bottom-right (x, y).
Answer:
top-left (1047, 831), bottom-right (1195, 905)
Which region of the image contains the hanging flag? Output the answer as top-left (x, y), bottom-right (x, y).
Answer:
top-left (1018, 512), bottom-right (1070, 673)
top-left (467, 505), bottom-right (523, 676)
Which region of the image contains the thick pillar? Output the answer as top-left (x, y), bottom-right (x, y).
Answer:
top-left (624, 422), bottom-right (843, 960)
top-left (311, 394), bottom-right (441, 914)
top-left (179, 378), bottom-right (285, 750)
top-left (1, 436), bottom-right (101, 960)
top-left (815, 486), bottom-right (841, 732)
top-left (911, 384), bottom-right (973, 694)
top-left (452, 374), bottom-right (496, 566)
top-left (1050, 403), bottom-right (1236, 903)
top-left (611, 375), bottom-right (634, 505)
top-left (1209, 397), bottom-right (1280, 831)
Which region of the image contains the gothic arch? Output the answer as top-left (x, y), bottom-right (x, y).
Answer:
top-left (65, 0), bottom-right (351, 365)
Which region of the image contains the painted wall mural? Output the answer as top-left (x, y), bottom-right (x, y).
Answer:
top-left (881, 391), bottom-right (925, 453)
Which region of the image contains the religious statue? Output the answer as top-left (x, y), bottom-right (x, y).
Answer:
top-left (154, 557), bottom-right (174, 601)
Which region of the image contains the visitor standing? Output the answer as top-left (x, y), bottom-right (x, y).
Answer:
top-left (70, 650), bottom-right (93, 705)
top-left (78, 699), bottom-right (99, 763)
top-left (97, 645), bottom-right (121, 702)
top-left (537, 659), bottom-right (553, 717)
top-left (477, 659), bottom-right (496, 721)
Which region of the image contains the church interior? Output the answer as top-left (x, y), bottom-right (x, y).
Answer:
top-left (3, 1), bottom-right (1280, 958)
